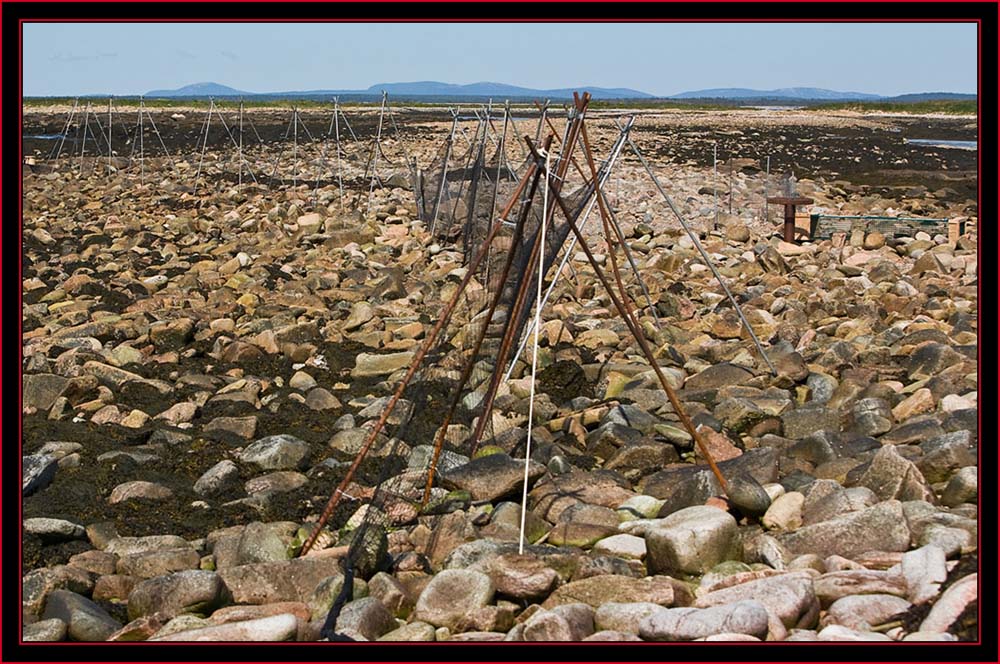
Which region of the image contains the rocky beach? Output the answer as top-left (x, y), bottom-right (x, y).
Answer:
top-left (21, 103), bottom-right (978, 643)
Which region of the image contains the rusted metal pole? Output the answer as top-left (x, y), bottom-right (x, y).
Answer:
top-left (299, 148), bottom-right (545, 557)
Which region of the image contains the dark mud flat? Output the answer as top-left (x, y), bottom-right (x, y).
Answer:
top-left (22, 108), bottom-right (449, 160)
top-left (636, 117), bottom-right (977, 207)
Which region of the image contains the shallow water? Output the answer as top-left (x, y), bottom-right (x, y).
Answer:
top-left (906, 138), bottom-right (977, 150)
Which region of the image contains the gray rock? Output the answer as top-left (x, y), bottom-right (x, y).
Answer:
top-left (105, 535), bottom-right (191, 557)
top-left (23, 454), bottom-right (59, 496)
top-left (823, 594), bottom-right (912, 632)
top-left (694, 572), bottom-right (818, 632)
top-left (487, 554), bottom-right (560, 600)
top-left (782, 500), bottom-right (910, 559)
top-left (307, 573), bottom-right (370, 622)
top-left (802, 485), bottom-right (878, 526)
top-left (243, 471), bottom-right (308, 496)
top-left (645, 506), bottom-right (738, 576)
top-left (727, 475), bottom-right (772, 517)
top-left (23, 517), bottom-right (86, 543)
top-left (335, 597), bottom-right (397, 641)
top-left (238, 434), bottom-right (310, 470)
top-left (413, 569), bottom-right (494, 630)
top-left (377, 621), bottom-right (436, 641)
top-left (542, 575), bottom-right (677, 609)
top-left (685, 363), bottom-right (754, 391)
top-left (351, 351), bottom-right (415, 378)
top-left (439, 453), bottom-right (544, 502)
top-left (906, 343), bottom-right (965, 380)
top-left (593, 601), bottom-right (664, 635)
top-left (42, 589), bottom-right (122, 641)
top-left (23, 373), bottom-right (70, 411)
top-left (639, 600), bottom-right (770, 641)
top-left (127, 570), bottom-right (223, 620)
top-left (940, 466), bottom-right (977, 507)
top-left (193, 460), bottom-right (240, 497)
top-left (813, 570), bottom-right (909, 605)
top-left (116, 547), bottom-right (201, 578)
top-left (236, 522), bottom-right (291, 565)
top-left (643, 447), bottom-right (779, 505)
top-left (857, 445), bottom-right (935, 503)
top-left (219, 558), bottom-right (342, 605)
top-left (151, 614), bottom-right (298, 641)
top-left (901, 545), bottom-right (948, 604)
top-left (850, 398), bottom-right (894, 437)
top-left (919, 432), bottom-right (976, 484)
top-left (108, 481), bottom-right (173, 504)
top-left (407, 444), bottom-right (469, 474)
top-left (782, 405), bottom-right (840, 440)
top-left (22, 618), bottom-right (67, 642)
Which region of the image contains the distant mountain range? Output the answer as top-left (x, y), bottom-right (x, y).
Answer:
top-left (144, 81), bottom-right (654, 100)
top-left (672, 87), bottom-right (882, 100)
top-left (140, 81), bottom-right (975, 103)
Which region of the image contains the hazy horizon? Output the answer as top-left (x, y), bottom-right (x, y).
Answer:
top-left (23, 22), bottom-right (979, 97)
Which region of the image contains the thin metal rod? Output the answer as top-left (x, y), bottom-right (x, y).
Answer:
top-left (143, 105), bottom-right (174, 170)
top-left (429, 114), bottom-right (458, 234)
top-left (575, 121), bottom-right (655, 326)
top-left (713, 143), bottom-right (719, 230)
top-left (620, 129), bottom-right (778, 376)
top-left (366, 91), bottom-right (388, 217)
top-left (239, 99), bottom-right (244, 189)
top-left (728, 155), bottom-right (734, 215)
top-left (334, 99), bottom-right (344, 207)
top-left (52, 99), bottom-right (78, 161)
top-left (138, 98), bottom-right (145, 186)
top-left (107, 98), bottom-right (113, 174)
top-left (195, 98), bottom-right (213, 185)
top-left (520, 146), bottom-right (549, 555)
top-left (267, 108), bottom-right (295, 186)
top-left (293, 106), bottom-right (299, 188)
top-left (764, 155), bottom-right (770, 223)
top-left (210, 102), bottom-right (256, 184)
top-left (79, 102), bottom-right (91, 175)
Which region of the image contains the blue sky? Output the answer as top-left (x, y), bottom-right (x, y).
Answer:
top-left (23, 22), bottom-right (978, 97)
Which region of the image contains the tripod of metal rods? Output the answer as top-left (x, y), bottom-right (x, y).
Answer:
top-left (193, 98), bottom-right (258, 193)
top-left (365, 91), bottom-right (389, 217)
top-left (297, 91), bottom-right (734, 558)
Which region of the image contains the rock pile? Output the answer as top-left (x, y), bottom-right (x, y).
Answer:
top-left (21, 112), bottom-right (977, 643)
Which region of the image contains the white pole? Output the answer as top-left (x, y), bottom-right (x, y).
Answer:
top-left (139, 97), bottom-right (145, 186)
top-left (108, 97), bottom-right (113, 174)
top-left (334, 98), bottom-right (343, 209)
top-left (239, 99), bottom-right (244, 189)
top-left (713, 142), bottom-right (718, 230)
top-left (520, 147), bottom-right (550, 556)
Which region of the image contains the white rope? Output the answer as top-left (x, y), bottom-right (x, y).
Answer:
top-left (519, 148), bottom-right (549, 555)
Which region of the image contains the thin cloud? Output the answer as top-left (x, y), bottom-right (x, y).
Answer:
top-left (50, 52), bottom-right (117, 63)
top-left (175, 49), bottom-right (198, 59)
top-left (220, 50), bottom-right (239, 61)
